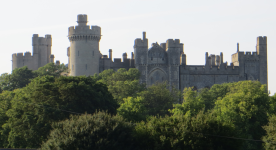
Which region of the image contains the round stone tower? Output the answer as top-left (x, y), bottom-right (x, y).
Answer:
top-left (68, 14), bottom-right (101, 76)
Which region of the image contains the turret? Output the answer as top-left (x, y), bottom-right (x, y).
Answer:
top-left (257, 36), bottom-right (268, 86)
top-left (68, 14), bottom-right (102, 76)
top-left (205, 52), bottom-right (209, 65)
top-left (123, 52), bottom-right (127, 62)
top-left (134, 32), bottom-right (148, 65)
top-left (77, 14), bottom-right (88, 26)
top-left (109, 49), bottom-right (112, 61)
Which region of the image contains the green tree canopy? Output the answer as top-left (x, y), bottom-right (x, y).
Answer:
top-left (0, 66), bottom-right (36, 92)
top-left (117, 96), bottom-right (148, 122)
top-left (118, 82), bottom-right (180, 122)
top-left (2, 75), bottom-right (117, 148)
top-left (213, 81), bottom-right (269, 150)
top-left (0, 90), bottom-right (16, 147)
top-left (40, 111), bottom-right (137, 150)
top-left (262, 114), bottom-right (276, 150)
top-left (34, 63), bottom-right (67, 77)
top-left (135, 111), bottom-right (242, 150)
top-left (95, 68), bottom-right (145, 104)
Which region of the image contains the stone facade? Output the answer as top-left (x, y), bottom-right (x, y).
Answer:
top-left (12, 14), bottom-right (267, 91)
top-left (67, 14), bottom-right (134, 76)
top-left (12, 34), bottom-right (55, 70)
top-left (67, 14), bottom-right (268, 91)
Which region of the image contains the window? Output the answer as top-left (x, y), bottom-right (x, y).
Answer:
top-left (72, 65), bottom-right (74, 71)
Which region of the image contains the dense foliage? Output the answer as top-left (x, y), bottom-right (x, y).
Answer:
top-left (0, 65), bottom-right (274, 149)
top-left (40, 111), bottom-right (136, 150)
top-left (0, 75), bottom-right (117, 148)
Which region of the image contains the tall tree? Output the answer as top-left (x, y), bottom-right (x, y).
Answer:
top-left (40, 112), bottom-right (137, 150)
top-left (2, 75), bottom-right (117, 148)
top-left (135, 111), bottom-right (242, 150)
top-left (0, 66), bottom-right (36, 91)
top-left (95, 68), bottom-right (145, 104)
top-left (214, 81), bottom-right (269, 150)
top-left (34, 63), bottom-right (67, 77)
top-left (262, 114), bottom-right (276, 150)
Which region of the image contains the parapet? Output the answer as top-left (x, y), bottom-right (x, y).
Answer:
top-left (114, 58), bottom-right (121, 63)
top-left (166, 39), bottom-right (183, 50)
top-left (68, 25), bottom-right (101, 35)
top-left (24, 52), bottom-right (31, 56)
top-left (257, 36), bottom-right (267, 45)
top-left (160, 43), bottom-right (166, 49)
top-left (134, 32), bottom-right (148, 48)
top-left (68, 15), bottom-right (101, 40)
top-left (12, 53), bottom-right (23, 57)
top-left (32, 34), bottom-right (52, 46)
top-left (12, 52), bottom-right (33, 58)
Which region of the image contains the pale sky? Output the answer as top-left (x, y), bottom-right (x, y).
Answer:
top-left (1, 0), bottom-right (275, 94)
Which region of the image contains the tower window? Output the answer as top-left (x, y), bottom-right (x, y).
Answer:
top-left (151, 57), bottom-right (153, 60)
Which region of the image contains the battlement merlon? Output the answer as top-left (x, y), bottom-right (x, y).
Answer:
top-left (12, 52), bottom-right (32, 57)
top-left (166, 39), bottom-right (184, 52)
top-left (32, 34), bottom-right (52, 46)
top-left (134, 32), bottom-right (148, 48)
top-left (257, 36), bottom-right (267, 45)
top-left (68, 25), bottom-right (101, 35)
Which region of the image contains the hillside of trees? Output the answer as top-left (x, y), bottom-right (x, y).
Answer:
top-left (0, 63), bottom-right (275, 150)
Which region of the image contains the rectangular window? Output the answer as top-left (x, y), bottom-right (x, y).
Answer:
top-left (72, 65), bottom-right (74, 71)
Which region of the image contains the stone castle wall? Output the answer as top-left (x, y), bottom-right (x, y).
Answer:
top-left (66, 14), bottom-right (267, 90)
top-left (12, 14), bottom-right (267, 91)
top-left (12, 34), bottom-right (55, 71)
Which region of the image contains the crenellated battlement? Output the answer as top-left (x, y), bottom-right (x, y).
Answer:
top-left (32, 34), bottom-right (52, 46)
top-left (134, 32), bottom-right (148, 48)
top-left (257, 36), bottom-right (267, 45)
top-left (183, 63), bottom-right (240, 74)
top-left (68, 14), bottom-right (101, 42)
top-left (68, 26), bottom-right (101, 36)
top-left (12, 52), bottom-right (32, 57)
top-left (166, 39), bottom-right (183, 49)
top-left (134, 38), bottom-right (148, 47)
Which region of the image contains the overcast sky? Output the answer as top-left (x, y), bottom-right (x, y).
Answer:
top-left (1, 0), bottom-right (275, 94)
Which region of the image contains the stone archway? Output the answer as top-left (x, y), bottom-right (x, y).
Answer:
top-left (148, 68), bottom-right (167, 86)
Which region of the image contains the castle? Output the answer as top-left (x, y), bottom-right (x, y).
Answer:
top-left (12, 14), bottom-right (268, 91)
top-left (12, 34), bottom-right (58, 70)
